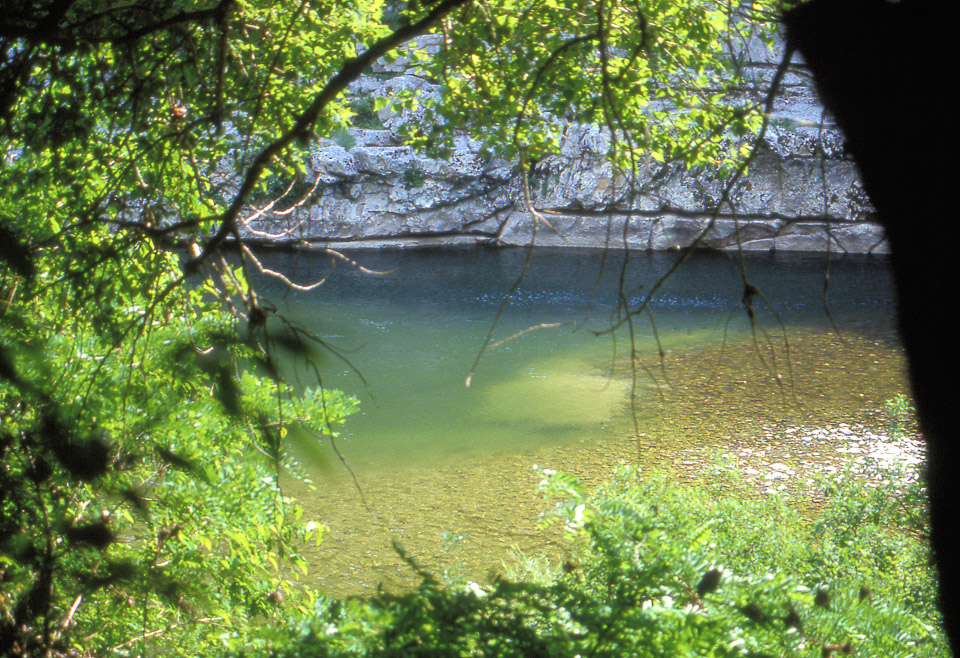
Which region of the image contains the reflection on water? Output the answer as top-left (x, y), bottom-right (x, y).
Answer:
top-left (477, 353), bottom-right (631, 429)
top-left (254, 246), bottom-right (904, 596)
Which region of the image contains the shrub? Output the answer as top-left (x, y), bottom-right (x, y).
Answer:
top-left (349, 97), bottom-right (386, 130)
top-left (332, 127), bottom-right (357, 151)
top-left (402, 167), bottom-right (425, 189)
top-left (884, 394), bottom-right (918, 439)
top-left (263, 459), bottom-right (944, 656)
top-left (0, 250), bottom-right (358, 656)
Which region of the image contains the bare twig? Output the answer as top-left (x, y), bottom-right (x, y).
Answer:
top-left (487, 321), bottom-right (576, 350)
top-left (188, 0), bottom-right (475, 275)
top-left (240, 244), bottom-right (330, 292)
top-left (57, 594), bottom-right (83, 632)
top-left (109, 617), bottom-right (223, 652)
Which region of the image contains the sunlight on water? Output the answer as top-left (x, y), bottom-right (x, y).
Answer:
top-left (476, 353), bottom-right (631, 429)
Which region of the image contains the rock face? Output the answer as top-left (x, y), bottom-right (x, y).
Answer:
top-left (241, 34), bottom-right (885, 253)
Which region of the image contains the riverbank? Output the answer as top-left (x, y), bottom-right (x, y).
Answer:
top-left (671, 420), bottom-right (924, 496)
top-left (292, 410), bottom-right (924, 598)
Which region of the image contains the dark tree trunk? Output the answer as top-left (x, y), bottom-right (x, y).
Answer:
top-left (784, 0), bottom-right (957, 652)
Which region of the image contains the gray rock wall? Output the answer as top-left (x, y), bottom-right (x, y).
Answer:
top-left (241, 34), bottom-right (885, 253)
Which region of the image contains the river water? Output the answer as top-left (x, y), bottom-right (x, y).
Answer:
top-left (253, 246), bottom-right (907, 596)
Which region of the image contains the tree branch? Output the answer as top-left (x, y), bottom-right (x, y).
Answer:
top-left (186, 0), bottom-right (474, 274)
top-left (0, 0), bottom-right (234, 45)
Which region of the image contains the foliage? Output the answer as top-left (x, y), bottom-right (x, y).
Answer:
top-left (0, 0), bottom-right (390, 652)
top-left (348, 97), bottom-right (387, 131)
top-left (0, 240), bottom-right (358, 654)
top-left (884, 394), bottom-right (918, 440)
top-left (0, 0), bottom-right (827, 655)
top-left (260, 462), bottom-right (943, 656)
top-left (404, 0), bottom-right (778, 179)
top-left (401, 167), bottom-right (426, 189)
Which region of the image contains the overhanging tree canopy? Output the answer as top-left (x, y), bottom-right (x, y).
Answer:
top-left (17, 0), bottom-right (942, 655)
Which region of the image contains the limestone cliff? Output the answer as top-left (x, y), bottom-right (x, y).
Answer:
top-left (241, 34), bottom-right (884, 253)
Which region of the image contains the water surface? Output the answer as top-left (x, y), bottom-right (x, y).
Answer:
top-left (253, 246), bottom-right (905, 594)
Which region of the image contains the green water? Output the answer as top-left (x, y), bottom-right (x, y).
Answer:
top-left (296, 306), bottom-right (657, 465)
top-left (255, 247), bottom-right (906, 595)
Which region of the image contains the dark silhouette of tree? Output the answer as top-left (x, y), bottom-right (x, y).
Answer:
top-left (785, 0), bottom-right (957, 651)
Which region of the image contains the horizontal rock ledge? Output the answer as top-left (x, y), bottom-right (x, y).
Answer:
top-left (240, 213), bottom-right (888, 253)
top-left (237, 35), bottom-right (885, 255)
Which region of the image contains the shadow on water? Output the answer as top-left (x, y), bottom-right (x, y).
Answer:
top-left (253, 246), bottom-right (905, 596)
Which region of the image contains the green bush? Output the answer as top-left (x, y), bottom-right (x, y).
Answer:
top-left (263, 458), bottom-right (943, 656)
top-left (349, 97), bottom-right (387, 131)
top-left (332, 127), bottom-right (357, 151)
top-left (402, 167), bottom-right (425, 189)
top-left (884, 394), bottom-right (918, 439)
top-left (0, 241), bottom-right (358, 656)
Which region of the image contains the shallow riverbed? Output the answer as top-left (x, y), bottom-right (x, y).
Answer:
top-left (254, 247), bottom-right (906, 596)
